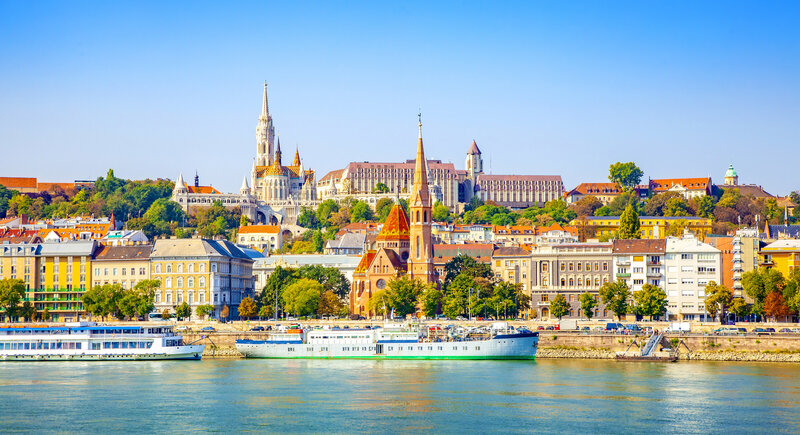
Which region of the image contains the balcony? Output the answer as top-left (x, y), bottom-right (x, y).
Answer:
top-left (616, 273), bottom-right (631, 278)
top-left (646, 272), bottom-right (661, 277)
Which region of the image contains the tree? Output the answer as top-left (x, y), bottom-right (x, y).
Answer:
top-left (375, 198), bottom-right (395, 222)
top-left (432, 201), bottom-right (451, 222)
top-left (42, 307), bottom-right (51, 321)
top-left (238, 297), bottom-right (257, 319)
top-left (764, 291), bottom-right (791, 322)
top-left (421, 285), bottom-right (443, 318)
top-left (176, 302), bottom-right (192, 320)
top-left (729, 298), bottom-right (750, 319)
top-left (82, 284), bottom-right (125, 320)
top-left (316, 199), bottom-right (339, 225)
top-left (385, 276), bottom-right (426, 318)
top-left (570, 196), bottom-right (603, 218)
top-left (220, 305), bottom-right (230, 321)
top-left (618, 204), bottom-right (641, 239)
top-left (317, 290), bottom-right (345, 317)
top-left (599, 280), bottom-right (631, 321)
top-left (297, 207), bottom-right (321, 229)
top-left (549, 294), bottom-right (570, 321)
top-left (20, 301), bottom-right (36, 322)
top-left (161, 308), bottom-right (172, 320)
top-left (350, 201), bottom-right (373, 222)
top-left (692, 195), bottom-right (716, 219)
top-left (442, 255), bottom-right (493, 288)
top-left (0, 278), bottom-right (25, 321)
top-left (579, 292), bottom-right (597, 320)
top-left (631, 284), bottom-right (668, 320)
top-left (704, 281), bottom-right (733, 323)
top-left (742, 268), bottom-right (786, 316)
top-left (608, 162), bottom-right (643, 190)
top-left (282, 278), bottom-right (324, 317)
top-left (258, 305), bottom-right (272, 319)
top-left (196, 304), bottom-right (214, 319)
top-left (258, 266), bottom-right (298, 315)
top-left (373, 182), bottom-right (389, 193)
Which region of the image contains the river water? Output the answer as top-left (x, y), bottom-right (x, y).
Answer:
top-left (1, 359), bottom-right (799, 433)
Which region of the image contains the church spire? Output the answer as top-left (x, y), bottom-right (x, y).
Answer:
top-left (410, 112), bottom-right (430, 206)
top-left (408, 112), bottom-right (434, 284)
top-left (275, 136), bottom-right (282, 164)
top-left (261, 81), bottom-right (269, 117)
top-left (293, 146), bottom-right (301, 167)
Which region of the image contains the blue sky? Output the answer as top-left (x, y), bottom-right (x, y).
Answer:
top-left (1, 1), bottom-right (798, 195)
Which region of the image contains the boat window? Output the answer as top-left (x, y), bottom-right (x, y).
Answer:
top-left (92, 343), bottom-right (100, 350)
top-left (112, 342), bottom-right (120, 349)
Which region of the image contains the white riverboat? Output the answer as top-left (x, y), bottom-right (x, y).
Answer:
top-left (236, 322), bottom-right (538, 360)
top-left (0, 322), bottom-right (205, 361)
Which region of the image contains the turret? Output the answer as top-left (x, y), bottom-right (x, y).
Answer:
top-left (173, 173), bottom-right (187, 194)
top-left (240, 175), bottom-right (251, 195)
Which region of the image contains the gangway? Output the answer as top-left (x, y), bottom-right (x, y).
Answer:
top-left (641, 332), bottom-right (663, 357)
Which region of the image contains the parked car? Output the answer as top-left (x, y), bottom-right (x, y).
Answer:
top-left (624, 324), bottom-right (642, 333)
top-left (200, 326), bottom-right (215, 332)
top-left (545, 326), bottom-right (555, 330)
top-left (581, 326), bottom-right (591, 331)
top-left (753, 328), bottom-right (771, 335)
top-left (765, 328), bottom-right (776, 333)
top-left (175, 326), bottom-right (190, 332)
top-left (779, 328), bottom-right (792, 333)
top-left (713, 327), bottom-right (739, 336)
top-left (605, 322), bottom-right (624, 332)
top-left (250, 326), bottom-right (265, 331)
top-left (537, 326), bottom-right (545, 330)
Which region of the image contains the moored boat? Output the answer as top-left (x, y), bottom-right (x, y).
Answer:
top-left (0, 322), bottom-right (205, 361)
top-left (236, 322), bottom-right (538, 360)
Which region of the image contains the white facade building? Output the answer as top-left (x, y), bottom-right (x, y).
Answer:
top-left (664, 234), bottom-right (721, 321)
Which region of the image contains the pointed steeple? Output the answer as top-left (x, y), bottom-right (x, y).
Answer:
top-left (261, 81), bottom-right (269, 117)
top-left (275, 136), bottom-right (282, 164)
top-left (468, 139), bottom-right (481, 155)
top-left (240, 175), bottom-right (250, 194)
top-left (293, 146), bottom-right (301, 167)
top-left (410, 113), bottom-right (430, 207)
top-left (174, 173), bottom-right (186, 192)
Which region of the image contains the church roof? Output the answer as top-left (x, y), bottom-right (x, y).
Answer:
top-left (186, 184), bottom-right (222, 194)
top-left (725, 165), bottom-right (737, 178)
top-left (264, 160), bottom-right (288, 177)
top-left (468, 140), bottom-right (481, 155)
top-left (354, 250), bottom-right (376, 274)
top-left (376, 204), bottom-right (410, 241)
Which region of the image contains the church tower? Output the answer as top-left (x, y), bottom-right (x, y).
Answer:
top-left (256, 81), bottom-right (275, 167)
top-left (465, 139), bottom-right (483, 178)
top-left (408, 115), bottom-right (435, 283)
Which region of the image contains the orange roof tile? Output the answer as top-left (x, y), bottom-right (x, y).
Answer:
top-left (0, 177), bottom-right (37, 189)
top-left (376, 205), bottom-right (410, 241)
top-left (186, 184), bottom-right (221, 194)
top-left (649, 178), bottom-right (711, 192)
top-left (237, 225), bottom-right (281, 234)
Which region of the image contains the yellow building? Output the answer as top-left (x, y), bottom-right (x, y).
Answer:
top-left (0, 241), bottom-right (98, 322)
top-left (573, 216), bottom-right (713, 240)
top-left (92, 245), bottom-right (153, 289)
top-left (151, 238), bottom-right (255, 319)
top-left (759, 240), bottom-right (800, 276)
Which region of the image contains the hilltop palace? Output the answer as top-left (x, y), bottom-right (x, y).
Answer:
top-left (173, 83), bottom-right (564, 224)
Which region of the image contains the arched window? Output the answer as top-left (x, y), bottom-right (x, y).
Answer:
top-left (423, 210), bottom-right (427, 223)
top-left (177, 277), bottom-right (183, 288)
top-left (188, 277), bottom-right (194, 288)
top-left (155, 264), bottom-right (161, 273)
top-left (166, 278), bottom-right (172, 288)
top-left (199, 264), bottom-right (205, 273)
top-left (166, 264), bottom-right (172, 273)
top-left (188, 264), bottom-right (194, 273)
top-left (177, 264), bottom-right (183, 273)
top-left (569, 278), bottom-right (574, 287)
top-left (560, 278), bottom-right (565, 287)
top-left (416, 211), bottom-right (420, 222)
top-left (416, 236), bottom-right (420, 259)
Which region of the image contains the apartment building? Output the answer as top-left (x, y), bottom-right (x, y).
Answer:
top-left (664, 234), bottom-right (721, 321)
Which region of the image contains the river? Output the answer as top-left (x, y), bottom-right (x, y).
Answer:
top-left (1, 359), bottom-right (799, 433)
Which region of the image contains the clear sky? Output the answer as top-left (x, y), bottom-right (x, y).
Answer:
top-left (1, 1), bottom-right (798, 195)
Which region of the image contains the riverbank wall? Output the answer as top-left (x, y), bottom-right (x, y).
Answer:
top-left (185, 331), bottom-right (800, 362)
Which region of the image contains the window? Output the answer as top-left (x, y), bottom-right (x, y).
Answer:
top-left (633, 279), bottom-right (644, 285)
top-left (199, 277), bottom-right (205, 288)
top-left (166, 278), bottom-right (172, 288)
top-left (681, 278), bottom-right (694, 285)
top-left (177, 264), bottom-right (183, 273)
top-left (560, 263), bottom-right (565, 271)
top-left (602, 262), bottom-right (608, 271)
top-left (681, 254), bottom-right (693, 260)
top-left (541, 294), bottom-right (549, 302)
top-left (577, 263), bottom-right (582, 272)
top-left (568, 263), bottom-right (574, 271)
top-left (155, 264), bottom-right (161, 273)
top-left (633, 267), bottom-right (643, 273)
top-left (166, 264), bottom-right (172, 273)
top-left (177, 278), bottom-right (183, 288)
top-left (188, 277), bottom-right (194, 288)
top-left (121, 268), bottom-right (126, 276)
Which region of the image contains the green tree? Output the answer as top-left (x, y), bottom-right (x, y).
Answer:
top-left (282, 278), bottom-right (324, 316)
top-left (692, 195), bottom-right (716, 219)
top-left (570, 196), bottom-right (603, 217)
top-left (704, 281), bottom-right (733, 323)
top-left (432, 201), bottom-right (451, 222)
top-left (7, 194), bottom-right (32, 217)
top-left (373, 182), bottom-right (390, 193)
top-left (316, 199), bottom-right (339, 226)
top-left (368, 289), bottom-right (388, 317)
top-left (196, 304), bottom-right (214, 319)
top-left (42, 307), bottom-right (51, 321)
top-left (742, 268), bottom-right (786, 317)
top-left (20, 301), bottom-right (36, 322)
top-left (81, 284), bottom-right (125, 320)
top-left (631, 284), bottom-right (668, 320)
top-left (258, 266), bottom-right (298, 314)
top-left (549, 294), bottom-right (570, 321)
top-left (608, 162), bottom-right (643, 190)
top-left (729, 298), bottom-right (750, 319)
top-left (0, 278), bottom-right (26, 321)
top-left (258, 305), bottom-right (272, 319)
top-left (297, 207), bottom-right (321, 229)
top-left (421, 285), bottom-right (443, 318)
top-left (176, 302), bottom-right (192, 320)
top-left (317, 290), bottom-right (346, 317)
top-left (297, 265), bottom-right (351, 299)
top-left (618, 204), bottom-right (641, 239)
top-left (599, 280), bottom-right (631, 321)
top-left (442, 255), bottom-right (493, 288)
top-left (375, 198), bottom-right (395, 222)
top-left (579, 292), bottom-right (597, 320)
top-left (195, 201), bottom-right (239, 238)
top-left (385, 276), bottom-right (426, 318)
top-left (350, 201), bottom-right (373, 223)
top-left (238, 297), bottom-right (257, 319)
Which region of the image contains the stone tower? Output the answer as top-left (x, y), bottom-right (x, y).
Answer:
top-left (465, 139), bottom-right (483, 178)
top-left (256, 81), bottom-right (275, 167)
top-left (408, 116), bottom-right (435, 283)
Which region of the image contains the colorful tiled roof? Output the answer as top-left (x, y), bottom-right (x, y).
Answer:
top-left (354, 250), bottom-right (376, 274)
top-left (376, 205), bottom-right (410, 241)
top-left (186, 184), bottom-right (221, 194)
top-left (649, 178), bottom-right (711, 192)
top-left (237, 225), bottom-right (281, 234)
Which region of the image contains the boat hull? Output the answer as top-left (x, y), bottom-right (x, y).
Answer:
top-left (237, 334), bottom-right (537, 360)
top-left (0, 345), bottom-right (205, 361)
